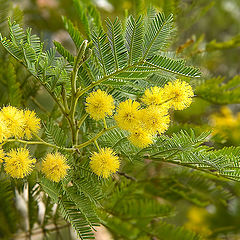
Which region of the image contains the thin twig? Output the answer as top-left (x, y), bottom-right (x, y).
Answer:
top-left (117, 171), bottom-right (137, 181)
top-left (74, 126), bottom-right (116, 149)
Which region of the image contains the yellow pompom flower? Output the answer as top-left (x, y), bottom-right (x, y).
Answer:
top-left (4, 148), bottom-right (36, 178)
top-left (210, 107), bottom-right (237, 128)
top-left (128, 127), bottom-right (153, 148)
top-left (163, 80), bottom-right (194, 110)
top-left (185, 206), bottom-right (211, 236)
top-left (41, 152), bottom-right (69, 182)
top-left (90, 148), bottom-right (120, 178)
top-left (142, 86), bottom-right (168, 106)
top-left (0, 149), bottom-right (5, 164)
top-left (85, 89), bottom-right (115, 120)
top-left (0, 114), bottom-right (10, 142)
top-left (23, 110), bottom-right (41, 139)
top-left (115, 99), bottom-right (141, 131)
top-left (140, 106), bottom-right (170, 134)
top-left (0, 106), bottom-right (25, 138)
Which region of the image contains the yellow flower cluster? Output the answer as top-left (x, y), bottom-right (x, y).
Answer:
top-left (115, 100), bottom-right (169, 148)
top-left (0, 148), bottom-right (69, 181)
top-left (210, 106), bottom-right (240, 143)
top-left (210, 106), bottom-right (239, 129)
top-left (114, 80), bottom-right (194, 148)
top-left (0, 106), bottom-right (41, 142)
top-left (163, 80), bottom-right (194, 110)
top-left (84, 80), bottom-right (193, 178)
top-left (115, 99), bottom-right (141, 131)
top-left (185, 206), bottom-right (211, 236)
top-left (90, 148), bottom-right (120, 178)
top-left (142, 80), bottom-right (194, 110)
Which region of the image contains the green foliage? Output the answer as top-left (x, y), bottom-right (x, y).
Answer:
top-left (0, 60), bottom-right (22, 106)
top-left (143, 12), bottom-right (174, 57)
top-left (1, 1), bottom-right (240, 240)
top-left (206, 35), bottom-right (240, 51)
top-left (62, 16), bottom-right (84, 48)
top-left (1, 10), bottom-right (200, 109)
top-left (0, 20), bottom-right (71, 97)
top-left (62, 8), bottom-right (200, 91)
top-left (148, 221), bottom-right (202, 240)
top-left (196, 75), bottom-right (240, 104)
top-left (0, 176), bottom-right (18, 239)
top-left (147, 131), bottom-right (240, 181)
top-left (44, 120), bottom-right (69, 147)
top-left (40, 177), bottom-right (100, 239)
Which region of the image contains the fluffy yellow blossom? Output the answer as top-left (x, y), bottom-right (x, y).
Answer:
top-left (0, 114), bottom-right (10, 142)
top-left (86, 89), bottom-right (115, 120)
top-left (90, 148), bottom-right (120, 178)
top-left (163, 80), bottom-right (194, 110)
top-left (140, 105), bottom-right (170, 134)
top-left (115, 99), bottom-right (141, 131)
top-left (23, 110), bottom-right (41, 139)
top-left (210, 107), bottom-right (240, 143)
top-left (185, 206), bottom-right (211, 236)
top-left (0, 106), bottom-right (25, 138)
top-left (128, 126), bottom-right (153, 148)
top-left (142, 86), bottom-right (169, 107)
top-left (4, 148), bottom-right (36, 178)
top-left (210, 106), bottom-right (237, 128)
top-left (0, 149), bottom-right (5, 164)
top-left (41, 152), bottom-right (69, 182)
top-left (142, 86), bottom-right (164, 105)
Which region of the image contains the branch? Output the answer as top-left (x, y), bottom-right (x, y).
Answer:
top-left (117, 171), bottom-right (137, 181)
top-left (74, 126), bottom-right (116, 149)
top-left (3, 138), bottom-right (74, 152)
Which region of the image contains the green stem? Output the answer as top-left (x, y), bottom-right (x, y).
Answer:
top-left (74, 126), bottom-right (116, 149)
top-left (71, 40), bottom-right (88, 95)
top-left (77, 113), bottom-right (88, 129)
top-left (94, 140), bottom-right (101, 151)
top-left (61, 86), bottom-right (70, 114)
top-left (4, 138), bottom-right (74, 152)
top-left (103, 118), bottom-right (108, 129)
top-left (75, 113), bottom-right (88, 145)
top-left (68, 41), bottom-right (88, 145)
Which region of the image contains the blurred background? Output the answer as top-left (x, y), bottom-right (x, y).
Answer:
top-left (1, 0), bottom-right (240, 239)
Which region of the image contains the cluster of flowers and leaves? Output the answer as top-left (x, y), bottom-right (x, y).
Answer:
top-left (0, 79), bottom-right (194, 180)
top-left (86, 80), bottom-right (194, 177)
top-left (3, 7), bottom-right (240, 240)
top-left (0, 106), bottom-right (69, 181)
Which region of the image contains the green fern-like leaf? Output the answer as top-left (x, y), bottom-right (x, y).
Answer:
top-left (59, 197), bottom-right (96, 240)
top-left (44, 120), bottom-right (68, 147)
top-left (143, 12), bottom-right (174, 58)
top-left (62, 16), bottom-right (84, 48)
top-left (149, 221), bottom-right (202, 240)
top-left (54, 41), bottom-right (74, 64)
top-left (106, 17), bottom-right (128, 70)
top-left (125, 16), bottom-right (144, 65)
top-left (145, 55), bottom-right (201, 77)
top-left (140, 130), bottom-right (240, 182)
